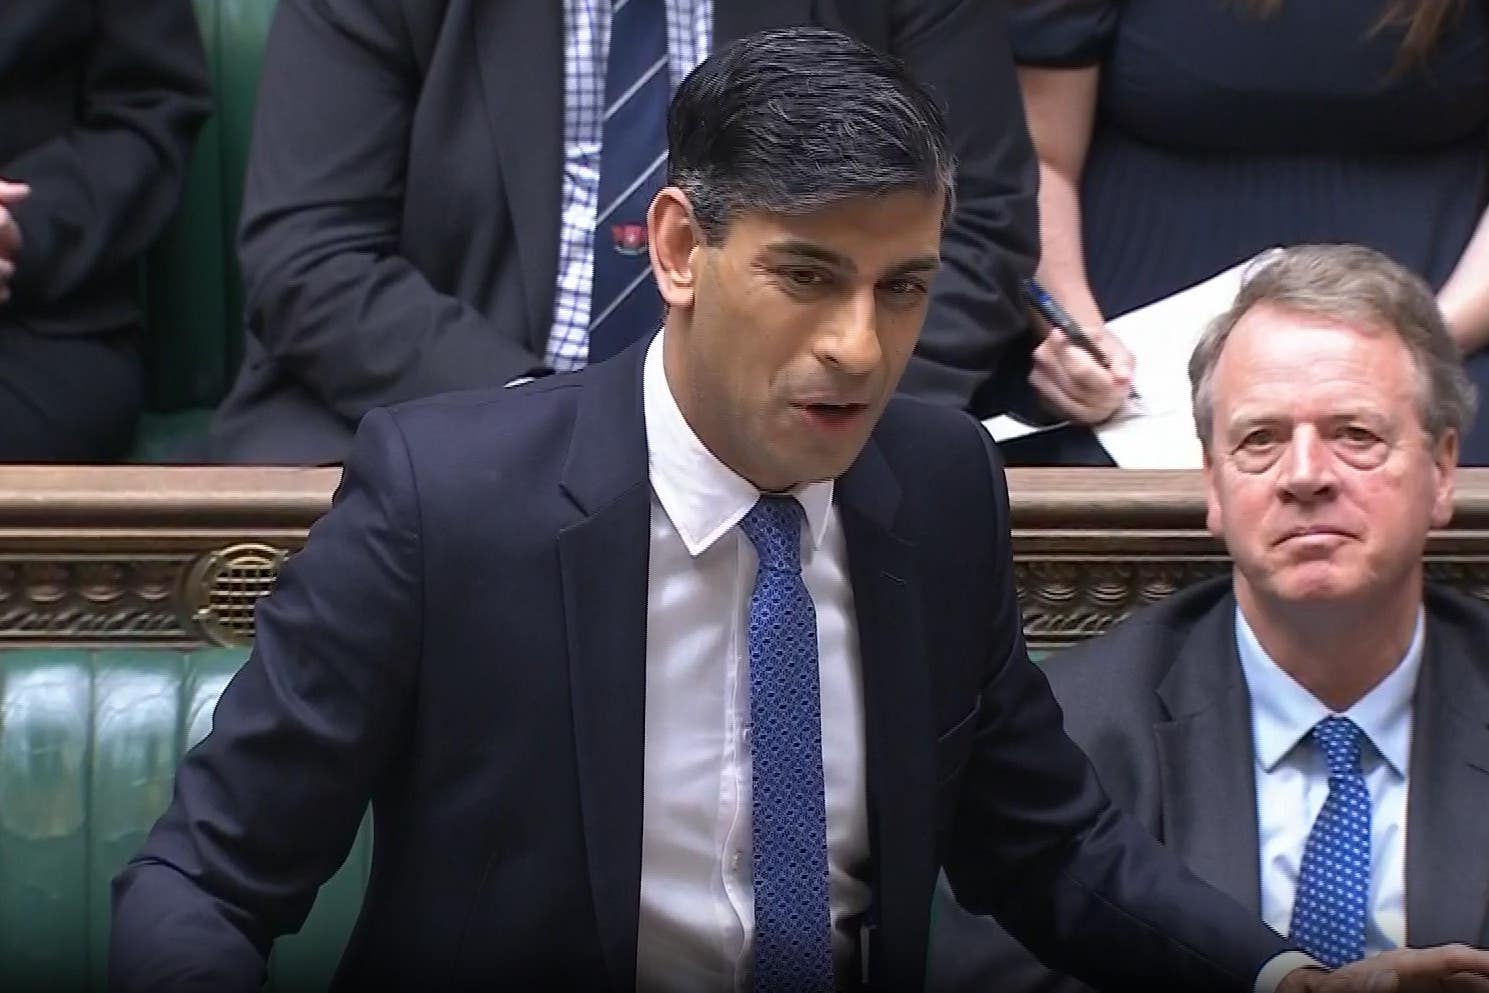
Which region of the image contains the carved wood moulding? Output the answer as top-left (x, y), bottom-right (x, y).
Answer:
top-left (1, 466), bottom-right (1488, 649)
top-left (1014, 555), bottom-right (1231, 651)
top-left (0, 466), bottom-right (334, 648)
top-left (0, 545), bottom-right (304, 648)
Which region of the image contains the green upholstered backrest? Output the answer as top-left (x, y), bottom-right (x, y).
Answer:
top-left (139, 0), bottom-right (276, 414)
top-left (0, 648), bottom-right (367, 992)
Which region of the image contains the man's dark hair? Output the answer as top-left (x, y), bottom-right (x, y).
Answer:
top-left (667, 26), bottom-right (956, 243)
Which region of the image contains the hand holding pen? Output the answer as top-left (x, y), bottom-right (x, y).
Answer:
top-left (1022, 277), bottom-right (1139, 425)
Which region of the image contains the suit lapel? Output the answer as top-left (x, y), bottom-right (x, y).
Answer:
top-left (837, 443), bottom-right (936, 992)
top-left (471, 1), bottom-right (563, 351)
top-left (1154, 594), bottom-right (1263, 915)
top-left (713, 0), bottom-right (813, 45)
top-left (1405, 607), bottom-right (1489, 946)
top-left (556, 342), bottom-right (653, 990)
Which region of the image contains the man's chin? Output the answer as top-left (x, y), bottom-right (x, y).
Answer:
top-left (1266, 568), bottom-right (1366, 606)
top-left (819, 440), bottom-right (874, 481)
top-left (790, 435), bottom-right (875, 479)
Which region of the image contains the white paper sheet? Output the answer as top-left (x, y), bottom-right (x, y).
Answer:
top-left (1092, 251), bottom-right (1277, 468)
top-left (981, 412), bottom-right (1070, 443)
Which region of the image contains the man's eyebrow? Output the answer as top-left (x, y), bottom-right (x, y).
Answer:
top-left (1223, 410), bottom-right (1278, 433)
top-left (884, 255), bottom-right (941, 277)
top-left (763, 240), bottom-right (941, 277)
top-left (1225, 405), bottom-right (1391, 433)
top-left (764, 239), bottom-right (854, 271)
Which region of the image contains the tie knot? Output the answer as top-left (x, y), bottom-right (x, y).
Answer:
top-left (1311, 715), bottom-right (1365, 778)
top-left (739, 496), bottom-right (805, 574)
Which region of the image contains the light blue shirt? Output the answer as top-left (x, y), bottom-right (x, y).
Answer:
top-left (1235, 606), bottom-right (1423, 956)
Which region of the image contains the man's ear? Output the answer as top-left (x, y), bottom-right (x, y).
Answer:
top-left (1202, 443), bottom-right (1225, 538)
top-left (1430, 427), bottom-right (1459, 529)
top-left (649, 187), bottom-right (701, 309)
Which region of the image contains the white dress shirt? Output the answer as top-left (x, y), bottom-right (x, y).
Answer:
top-left (634, 333), bottom-right (872, 993)
top-left (1235, 607), bottom-right (1422, 955)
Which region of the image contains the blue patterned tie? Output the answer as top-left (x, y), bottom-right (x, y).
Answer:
top-left (588, 0), bottom-right (669, 364)
top-left (1288, 716), bottom-right (1371, 968)
top-left (738, 496), bottom-right (834, 993)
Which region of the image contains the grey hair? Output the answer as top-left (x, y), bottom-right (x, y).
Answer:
top-left (1188, 243), bottom-right (1476, 446)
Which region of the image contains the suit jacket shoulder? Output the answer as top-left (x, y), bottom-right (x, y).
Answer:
top-left (1424, 582), bottom-right (1489, 664)
top-left (867, 398), bottom-right (1005, 507)
top-left (861, 398), bottom-right (1020, 653)
top-left (1412, 582), bottom-right (1489, 947)
top-left (1042, 576), bottom-right (1235, 751)
top-left (1045, 579), bottom-right (1489, 738)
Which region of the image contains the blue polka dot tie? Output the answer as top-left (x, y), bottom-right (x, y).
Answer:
top-left (738, 496), bottom-right (834, 993)
top-left (1288, 716), bottom-right (1371, 968)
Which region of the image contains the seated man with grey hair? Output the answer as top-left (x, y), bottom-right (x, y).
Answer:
top-left (930, 243), bottom-right (1489, 991)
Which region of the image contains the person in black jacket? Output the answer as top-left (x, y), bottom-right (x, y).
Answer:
top-left (0, 0), bottom-right (211, 461)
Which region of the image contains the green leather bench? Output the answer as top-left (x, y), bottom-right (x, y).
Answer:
top-left (0, 649), bottom-right (370, 992)
top-left (0, 464), bottom-right (368, 990)
top-left (132, 0), bottom-right (276, 461)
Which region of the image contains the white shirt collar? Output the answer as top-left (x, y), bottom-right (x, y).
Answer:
top-left (642, 331), bottom-right (834, 558)
top-left (1234, 604), bottom-right (1422, 777)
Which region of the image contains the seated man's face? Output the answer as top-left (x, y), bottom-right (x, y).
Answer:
top-left (666, 188), bottom-right (943, 492)
top-left (1202, 302), bottom-right (1457, 609)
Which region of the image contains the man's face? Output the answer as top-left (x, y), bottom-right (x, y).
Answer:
top-left (1203, 303), bottom-right (1457, 612)
top-left (663, 189), bottom-right (943, 492)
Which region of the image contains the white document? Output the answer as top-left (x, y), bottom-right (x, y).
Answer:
top-left (1092, 251), bottom-right (1277, 468)
top-left (981, 412), bottom-right (1069, 443)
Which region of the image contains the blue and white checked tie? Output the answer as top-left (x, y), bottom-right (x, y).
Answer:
top-left (588, 0), bottom-right (669, 364)
top-left (738, 496), bottom-right (834, 993)
top-left (1289, 716), bottom-right (1371, 968)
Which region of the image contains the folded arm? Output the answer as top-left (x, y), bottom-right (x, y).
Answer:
top-left (4, 0), bottom-right (211, 306)
top-left (239, 0), bottom-right (544, 424)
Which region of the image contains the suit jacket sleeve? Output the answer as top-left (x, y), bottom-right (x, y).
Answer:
top-left (939, 425), bottom-right (1288, 992)
top-left (238, 0), bottom-right (544, 424)
top-left (929, 870), bottom-right (1098, 993)
top-left (4, 0), bottom-right (211, 308)
top-left (109, 408), bottom-right (423, 993)
top-left (890, 0), bottom-right (1040, 415)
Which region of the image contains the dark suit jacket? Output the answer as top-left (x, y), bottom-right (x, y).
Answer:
top-left (206, 0), bottom-right (1039, 464)
top-left (115, 340), bottom-right (1287, 992)
top-left (928, 576), bottom-right (1489, 993)
top-left (1, 0), bottom-right (210, 338)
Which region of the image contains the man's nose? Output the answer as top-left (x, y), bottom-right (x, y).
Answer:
top-left (1278, 427), bottom-right (1338, 500)
top-left (817, 290), bottom-right (882, 376)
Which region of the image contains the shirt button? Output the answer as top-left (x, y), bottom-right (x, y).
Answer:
top-left (731, 851), bottom-right (743, 872)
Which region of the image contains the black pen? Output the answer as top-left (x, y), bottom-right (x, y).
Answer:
top-left (1021, 277), bottom-right (1141, 404)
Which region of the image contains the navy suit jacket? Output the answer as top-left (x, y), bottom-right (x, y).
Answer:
top-left (114, 341), bottom-right (1288, 992)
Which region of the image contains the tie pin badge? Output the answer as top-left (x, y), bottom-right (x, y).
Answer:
top-left (611, 222), bottom-right (649, 257)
